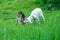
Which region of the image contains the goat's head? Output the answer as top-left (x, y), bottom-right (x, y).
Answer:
top-left (18, 12), bottom-right (23, 17)
top-left (24, 18), bottom-right (28, 23)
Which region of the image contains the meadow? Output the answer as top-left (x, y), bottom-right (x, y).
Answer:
top-left (0, 0), bottom-right (60, 40)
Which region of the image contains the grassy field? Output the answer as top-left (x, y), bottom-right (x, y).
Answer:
top-left (0, 0), bottom-right (60, 40)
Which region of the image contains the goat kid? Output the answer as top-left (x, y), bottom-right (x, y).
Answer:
top-left (25, 8), bottom-right (45, 24)
top-left (16, 12), bottom-right (25, 25)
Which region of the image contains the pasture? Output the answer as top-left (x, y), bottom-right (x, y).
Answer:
top-left (0, 0), bottom-right (60, 40)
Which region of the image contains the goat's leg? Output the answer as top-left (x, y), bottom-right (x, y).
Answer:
top-left (16, 19), bottom-right (18, 25)
top-left (16, 17), bottom-right (19, 25)
top-left (36, 18), bottom-right (40, 24)
top-left (38, 19), bottom-right (40, 24)
top-left (40, 11), bottom-right (45, 22)
top-left (42, 15), bottom-right (45, 22)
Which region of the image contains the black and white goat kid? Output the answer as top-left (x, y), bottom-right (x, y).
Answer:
top-left (16, 12), bottom-right (25, 25)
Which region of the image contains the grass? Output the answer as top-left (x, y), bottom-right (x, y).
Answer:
top-left (0, 0), bottom-right (60, 40)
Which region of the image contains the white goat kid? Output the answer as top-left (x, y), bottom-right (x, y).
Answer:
top-left (26, 8), bottom-right (45, 23)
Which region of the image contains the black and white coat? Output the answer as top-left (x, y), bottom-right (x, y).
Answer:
top-left (16, 12), bottom-right (25, 25)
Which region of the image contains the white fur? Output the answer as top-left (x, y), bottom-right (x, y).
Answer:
top-left (27, 8), bottom-right (45, 23)
top-left (16, 17), bottom-right (21, 21)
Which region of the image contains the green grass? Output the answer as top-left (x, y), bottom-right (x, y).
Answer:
top-left (0, 0), bottom-right (60, 40)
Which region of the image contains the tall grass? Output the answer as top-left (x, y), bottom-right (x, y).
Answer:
top-left (0, 0), bottom-right (60, 40)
